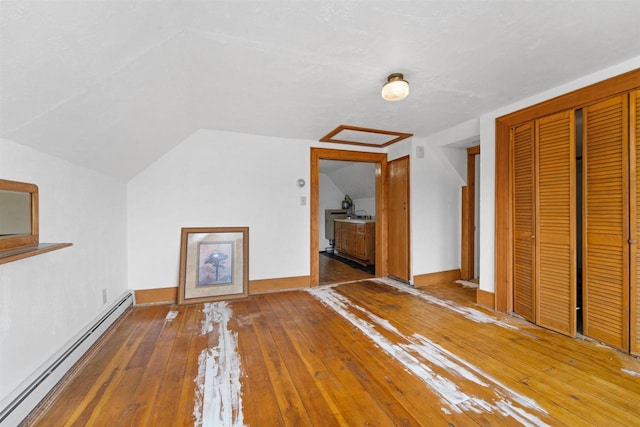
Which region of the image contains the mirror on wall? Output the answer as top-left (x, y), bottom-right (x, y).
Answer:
top-left (0, 190), bottom-right (32, 235)
top-left (0, 179), bottom-right (38, 250)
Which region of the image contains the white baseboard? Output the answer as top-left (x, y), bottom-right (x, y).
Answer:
top-left (0, 291), bottom-right (134, 426)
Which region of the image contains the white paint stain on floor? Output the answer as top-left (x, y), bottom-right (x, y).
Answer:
top-left (622, 368), bottom-right (640, 377)
top-left (307, 284), bottom-right (549, 426)
top-left (379, 277), bottom-right (522, 331)
top-left (455, 279), bottom-right (479, 288)
top-left (194, 302), bottom-right (245, 427)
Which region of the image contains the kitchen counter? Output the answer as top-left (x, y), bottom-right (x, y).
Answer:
top-left (335, 218), bottom-right (375, 224)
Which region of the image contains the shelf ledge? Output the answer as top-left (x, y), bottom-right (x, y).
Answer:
top-left (0, 243), bottom-right (72, 265)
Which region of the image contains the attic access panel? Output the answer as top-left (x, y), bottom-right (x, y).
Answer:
top-left (320, 125), bottom-right (413, 148)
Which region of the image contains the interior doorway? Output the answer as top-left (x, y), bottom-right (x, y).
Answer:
top-left (310, 148), bottom-right (388, 286)
top-left (461, 145), bottom-right (480, 281)
top-left (318, 159), bottom-right (376, 284)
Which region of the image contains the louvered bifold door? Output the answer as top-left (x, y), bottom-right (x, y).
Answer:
top-left (631, 89), bottom-right (640, 355)
top-left (535, 111), bottom-right (576, 336)
top-left (513, 123), bottom-right (536, 322)
top-left (583, 94), bottom-right (630, 352)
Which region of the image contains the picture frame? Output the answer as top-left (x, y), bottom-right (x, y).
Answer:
top-left (177, 227), bottom-right (249, 304)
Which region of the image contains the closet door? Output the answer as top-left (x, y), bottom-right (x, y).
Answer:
top-left (631, 90), bottom-right (640, 355)
top-left (535, 111), bottom-right (576, 336)
top-left (583, 94), bottom-right (630, 352)
top-left (513, 123), bottom-right (536, 322)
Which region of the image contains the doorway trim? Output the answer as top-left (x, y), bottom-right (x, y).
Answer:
top-left (310, 148), bottom-right (388, 286)
top-left (461, 145), bottom-right (480, 280)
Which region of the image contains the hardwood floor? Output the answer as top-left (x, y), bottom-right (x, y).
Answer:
top-left (25, 279), bottom-right (640, 426)
top-left (319, 252), bottom-right (373, 285)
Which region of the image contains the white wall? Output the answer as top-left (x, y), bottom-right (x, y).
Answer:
top-left (0, 139), bottom-right (128, 403)
top-left (352, 197), bottom-right (375, 218)
top-left (478, 56), bottom-right (640, 295)
top-left (127, 129), bottom-right (312, 289)
top-left (387, 137), bottom-right (469, 281)
top-left (410, 139), bottom-right (465, 280)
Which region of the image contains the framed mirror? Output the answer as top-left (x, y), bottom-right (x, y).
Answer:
top-left (0, 179), bottom-right (39, 250)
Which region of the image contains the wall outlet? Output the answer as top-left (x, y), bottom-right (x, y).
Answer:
top-left (102, 288), bottom-right (107, 304)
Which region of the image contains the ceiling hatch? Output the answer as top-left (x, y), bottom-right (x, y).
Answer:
top-left (320, 125), bottom-right (413, 148)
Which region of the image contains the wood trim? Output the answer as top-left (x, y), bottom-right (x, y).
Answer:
top-left (319, 124), bottom-right (413, 148)
top-left (0, 178), bottom-right (39, 250)
top-left (414, 269), bottom-right (461, 287)
top-left (477, 289), bottom-right (495, 309)
top-left (462, 144), bottom-right (480, 281)
top-left (461, 186), bottom-right (471, 279)
top-left (0, 242), bottom-right (72, 265)
top-left (495, 68), bottom-right (640, 313)
top-left (134, 287), bottom-right (178, 305)
top-left (631, 89), bottom-right (640, 355)
top-left (249, 275), bottom-right (311, 294)
top-left (310, 148), bottom-right (388, 287)
top-left (134, 276), bottom-right (313, 304)
top-left (495, 120), bottom-right (513, 312)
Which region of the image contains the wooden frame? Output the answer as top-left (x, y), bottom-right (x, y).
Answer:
top-left (0, 178), bottom-right (39, 250)
top-left (495, 68), bottom-right (640, 313)
top-left (310, 148), bottom-right (388, 286)
top-left (177, 227), bottom-right (249, 304)
top-left (461, 145), bottom-right (480, 280)
top-left (320, 125), bottom-right (413, 148)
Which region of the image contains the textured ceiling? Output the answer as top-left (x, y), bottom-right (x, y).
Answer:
top-left (1, 1), bottom-right (640, 181)
top-left (320, 160), bottom-right (376, 200)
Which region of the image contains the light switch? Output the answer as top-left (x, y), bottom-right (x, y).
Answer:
top-left (416, 146), bottom-right (425, 158)
top-left (300, 196), bottom-right (306, 206)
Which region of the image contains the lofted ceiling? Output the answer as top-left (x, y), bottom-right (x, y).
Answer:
top-left (1, 1), bottom-right (640, 181)
top-left (320, 160), bottom-right (375, 200)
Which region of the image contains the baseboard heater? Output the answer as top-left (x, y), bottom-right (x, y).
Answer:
top-left (0, 291), bottom-right (134, 426)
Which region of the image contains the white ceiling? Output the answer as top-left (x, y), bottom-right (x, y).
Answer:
top-left (1, 1), bottom-right (640, 181)
top-left (321, 160), bottom-right (376, 200)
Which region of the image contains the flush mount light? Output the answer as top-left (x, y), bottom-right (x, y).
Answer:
top-left (381, 73), bottom-right (409, 101)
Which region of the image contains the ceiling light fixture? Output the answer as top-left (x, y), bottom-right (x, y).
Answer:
top-left (381, 73), bottom-right (409, 101)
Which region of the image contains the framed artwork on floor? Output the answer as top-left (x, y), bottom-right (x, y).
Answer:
top-left (177, 227), bottom-right (249, 304)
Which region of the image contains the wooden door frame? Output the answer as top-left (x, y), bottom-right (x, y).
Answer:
top-left (461, 145), bottom-right (480, 280)
top-left (310, 148), bottom-right (388, 286)
top-left (495, 68), bottom-right (640, 313)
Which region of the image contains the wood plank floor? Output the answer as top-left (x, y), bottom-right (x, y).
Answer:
top-left (319, 252), bottom-right (374, 285)
top-left (25, 279), bottom-right (640, 426)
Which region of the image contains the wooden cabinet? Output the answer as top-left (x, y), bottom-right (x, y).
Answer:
top-left (334, 220), bottom-right (375, 266)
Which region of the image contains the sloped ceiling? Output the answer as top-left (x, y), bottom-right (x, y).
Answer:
top-left (1, 1), bottom-right (640, 181)
top-left (321, 160), bottom-right (375, 200)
